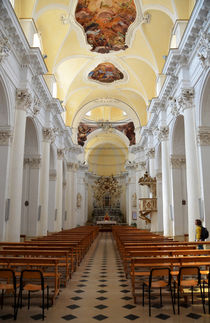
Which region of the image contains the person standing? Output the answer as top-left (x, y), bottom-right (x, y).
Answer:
top-left (195, 219), bottom-right (204, 249)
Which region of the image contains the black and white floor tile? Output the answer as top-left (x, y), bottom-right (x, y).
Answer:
top-left (1, 232), bottom-right (210, 322)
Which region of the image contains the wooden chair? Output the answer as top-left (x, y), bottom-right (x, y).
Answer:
top-left (0, 268), bottom-right (17, 320)
top-left (142, 267), bottom-right (175, 316)
top-left (176, 266), bottom-right (205, 314)
top-left (16, 269), bottom-right (49, 320)
top-left (202, 272), bottom-right (210, 314)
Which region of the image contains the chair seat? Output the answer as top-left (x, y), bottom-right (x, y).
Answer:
top-left (180, 280), bottom-right (198, 287)
top-left (23, 283), bottom-right (47, 291)
top-left (0, 283), bottom-right (14, 290)
top-left (145, 280), bottom-right (168, 288)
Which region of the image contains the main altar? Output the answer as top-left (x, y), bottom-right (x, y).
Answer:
top-left (90, 176), bottom-right (124, 224)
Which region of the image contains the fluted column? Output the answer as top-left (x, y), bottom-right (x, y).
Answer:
top-left (38, 128), bottom-right (54, 236)
top-left (55, 149), bottom-right (64, 232)
top-left (0, 128), bottom-right (12, 241)
top-left (6, 90), bottom-right (32, 241)
top-left (159, 126), bottom-right (173, 236)
top-left (178, 89), bottom-right (201, 241)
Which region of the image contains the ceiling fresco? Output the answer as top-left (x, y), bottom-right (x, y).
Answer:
top-left (88, 62), bottom-right (124, 83)
top-left (75, 0), bottom-right (137, 53)
top-left (78, 121), bottom-right (135, 146)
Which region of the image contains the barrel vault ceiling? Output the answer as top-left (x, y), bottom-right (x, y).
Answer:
top-left (14, 0), bottom-right (195, 175)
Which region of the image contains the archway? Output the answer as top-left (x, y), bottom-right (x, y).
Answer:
top-left (0, 76), bottom-right (11, 241)
top-left (171, 115), bottom-right (188, 237)
top-left (198, 72), bottom-right (210, 231)
top-left (21, 117), bottom-right (40, 236)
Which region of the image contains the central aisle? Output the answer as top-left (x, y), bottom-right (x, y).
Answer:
top-left (46, 231), bottom-right (140, 322)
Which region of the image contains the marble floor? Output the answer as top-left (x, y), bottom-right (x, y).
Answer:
top-left (1, 232), bottom-right (210, 322)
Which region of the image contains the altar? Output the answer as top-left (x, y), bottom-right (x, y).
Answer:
top-left (96, 220), bottom-right (117, 231)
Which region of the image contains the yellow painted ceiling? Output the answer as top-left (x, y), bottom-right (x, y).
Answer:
top-left (14, 0), bottom-right (195, 175)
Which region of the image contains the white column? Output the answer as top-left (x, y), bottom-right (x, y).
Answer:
top-left (65, 162), bottom-right (74, 229)
top-left (156, 172), bottom-right (163, 233)
top-left (38, 128), bottom-right (53, 236)
top-left (55, 149), bottom-right (64, 232)
top-left (171, 156), bottom-right (187, 236)
top-left (73, 164), bottom-right (78, 227)
top-left (178, 89), bottom-right (201, 241)
top-left (48, 169), bottom-right (57, 232)
top-left (160, 126), bottom-right (173, 236)
top-left (7, 90), bottom-right (32, 242)
top-left (0, 128), bottom-right (12, 241)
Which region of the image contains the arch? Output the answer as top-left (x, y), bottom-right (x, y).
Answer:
top-left (72, 99), bottom-right (141, 143)
top-left (24, 117), bottom-right (40, 156)
top-left (0, 72), bottom-right (12, 127)
top-left (85, 128), bottom-right (129, 160)
top-left (50, 143), bottom-right (57, 170)
top-left (170, 115), bottom-right (185, 156)
top-left (199, 71), bottom-right (210, 127)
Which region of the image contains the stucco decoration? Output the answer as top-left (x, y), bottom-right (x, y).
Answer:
top-left (75, 0), bottom-right (136, 53)
top-left (88, 62), bottom-right (124, 83)
top-left (78, 121), bottom-right (135, 146)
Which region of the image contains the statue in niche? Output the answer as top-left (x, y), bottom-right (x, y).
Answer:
top-left (77, 193), bottom-right (82, 208)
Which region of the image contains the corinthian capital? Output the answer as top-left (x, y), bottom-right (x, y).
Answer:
top-left (16, 89), bottom-right (33, 111)
top-left (197, 127), bottom-right (210, 146)
top-left (170, 155), bottom-right (186, 168)
top-left (57, 148), bottom-right (64, 160)
top-left (146, 148), bottom-right (155, 159)
top-left (177, 88), bottom-right (194, 111)
top-left (42, 128), bottom-right (55, 143)
top-left (158, 126), bottom-right (169, 141)
top-left (0, 32), bottom-right (11, 63)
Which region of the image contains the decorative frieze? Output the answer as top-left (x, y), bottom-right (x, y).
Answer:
top-left (197, 31), bottom-right (210, 68)
top-left (0, 32), bottom-right (10, 63)
top-left (57, 148), bottom-right (64, 160)
top-left (16, 89), bottom-right (33, 111)
top-left (42, 128), bottom-right (55, 143)
top-left (177, 88), bottom-right (194, 111)
top-left (158, 126), bottom-right (169, 141)
top-left (197, 127), bottom-right (210, 146)
top-left (170, 155), bottom-right (186, 169)
top-left (0, 128), bottom-right (13, 145)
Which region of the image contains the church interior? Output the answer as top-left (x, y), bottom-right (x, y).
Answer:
top-left (0, 0), bottom-right (210, 321)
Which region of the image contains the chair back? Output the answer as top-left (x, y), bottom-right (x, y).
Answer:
top-left (178, 266), bottom-right (201, 285)
top-left (20, 270), bottom-right (44, 289)
top-left (0, 268), bottom-right (16, 289)
top-left (149, 267), bottom-right (171, 287)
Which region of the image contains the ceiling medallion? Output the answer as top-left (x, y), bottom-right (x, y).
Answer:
top-left (88, 62), bottom-right (124, 83)
top-left (75, 0), bottom-right (137, 53)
